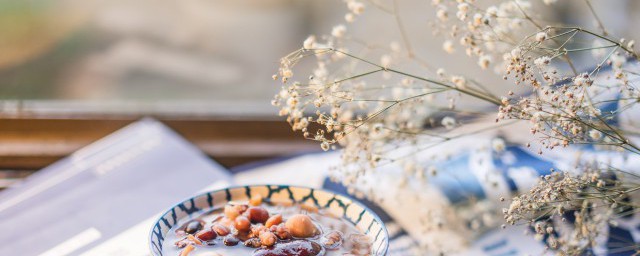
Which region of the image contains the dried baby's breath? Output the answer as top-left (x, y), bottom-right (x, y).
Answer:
top-left (273, 0), bottom-right (640, 254)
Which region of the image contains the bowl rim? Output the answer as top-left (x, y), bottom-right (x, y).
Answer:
top-left (148, 184), bottom-right (390, 256)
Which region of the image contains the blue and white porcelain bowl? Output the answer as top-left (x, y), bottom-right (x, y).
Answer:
top-left (149, 185), bottom-right (389, 256)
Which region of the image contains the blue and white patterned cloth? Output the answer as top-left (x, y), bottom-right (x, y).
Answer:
top-left (233, 139), bottom-right (640, 255)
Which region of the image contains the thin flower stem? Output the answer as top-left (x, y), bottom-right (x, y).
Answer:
top-left (584, 0), bottom-right (608, 36)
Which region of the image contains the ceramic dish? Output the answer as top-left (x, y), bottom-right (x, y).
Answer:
top-left (149, 185), bottom-right (389, 256)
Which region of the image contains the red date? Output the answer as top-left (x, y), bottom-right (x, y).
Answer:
top-left (252, 240), bottom-right (323, 256)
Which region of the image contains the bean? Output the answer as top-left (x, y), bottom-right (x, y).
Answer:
top-left (285, 214), bottom-right (318, 238)
top-left (223, 236), bottom-right (239, 246)
top-left (247, 207), bottom-right (270, 224)
top-left (185, 221), bottom-right (202, 234)
top-left (212, 224), bottom-right (230, 236)
top-left (195, 230), bottom-right (216, 241)
top-left (259, 231), bottom-right (277, 247)
top-left (265, 214), bottom-right (282, 228)
top-left (234, 216), bottom-right (251, 232)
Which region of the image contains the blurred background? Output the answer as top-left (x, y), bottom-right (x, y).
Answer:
top-left (0, 0), bottom-right (638, 188)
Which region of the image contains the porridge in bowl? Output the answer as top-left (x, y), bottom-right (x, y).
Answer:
top-left (164, 195), bottom-right (372, 256)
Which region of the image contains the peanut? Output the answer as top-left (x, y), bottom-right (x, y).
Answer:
top-left (259, 231), bottom-right (277, 247)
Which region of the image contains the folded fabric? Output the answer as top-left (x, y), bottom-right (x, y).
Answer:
top-left (233, 138), bottom-right (640, 255)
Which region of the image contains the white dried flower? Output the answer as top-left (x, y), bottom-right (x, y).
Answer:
top-left (441, 116), bottom-right (456, 129)
top-left (380, 54), bottom-right (392, 68)
top-left (610, 53), bottom-right (627, 69)
top-left (451, 75), bottom-right (467, 88)
top-left (472, 13), bottom-right (484, 26)
top-left (303, 36), bottom-right (316, 49)
top-left (492, 138), bottom-right (506, 152)
top-left (347, 1), bottom-right (365, 15)
top-left (436, 8), bottom-right (448, 22)
top-left (282, 69), bottom-right (293, 78)
top-left (345, 13), bottom-right (355, 23)
top-left (533, 56), bottom-right (551, 67)
top-left (588, 129), bottom-right (602, 141)
top-left (573, 73), bottom-right (591, 86)
top-left (478, 55), bottom-right (492, 69)
top-left (535, 32), bottom-right (547, 42)
top-left (443, 40), bottom-right (455, 53)
top-left (457, 3), bottom-right (469, 12)
top-left (486, 6), bottom-right (498, 17)
top-left (332, 25), bottom-right (347, 38)
top-left (320, 141), bottom-right (330, 151)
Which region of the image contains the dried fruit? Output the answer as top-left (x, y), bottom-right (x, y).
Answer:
top-left (175, 238), bottom-right (189, 248)
top-left (321, 231), bottom-right (343, 250)
top-left (179, 244), bottom-right (195, 256)
top-left (186, 234), bottom-right (203, 245)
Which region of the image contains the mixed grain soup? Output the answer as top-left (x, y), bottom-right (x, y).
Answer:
top-left (164, 195), bottom-right (373, 256)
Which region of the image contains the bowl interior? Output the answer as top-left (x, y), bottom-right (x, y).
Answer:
top-left (149, 185), bottom-right (389, 256)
